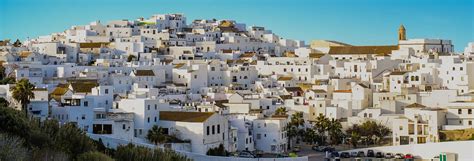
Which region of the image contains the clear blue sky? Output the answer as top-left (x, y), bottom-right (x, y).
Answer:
top-left (1, 0), bottom-right (473, 51)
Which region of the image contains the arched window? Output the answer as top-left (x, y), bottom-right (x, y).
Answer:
top-left (415, 76), bottom-right (419, 81)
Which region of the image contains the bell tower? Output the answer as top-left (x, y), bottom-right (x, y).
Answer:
top-left (398, 24), bottom-right (406, 41)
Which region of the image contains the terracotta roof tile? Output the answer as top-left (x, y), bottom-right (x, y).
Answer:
top-left (328, 46), bottom-right (398, 55)
top-left (134, 70), bottom-right (155, 76)
top-left (159, 111), bottom-right (215, 122)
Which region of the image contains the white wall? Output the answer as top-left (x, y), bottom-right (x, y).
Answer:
top-left (344, 141), bottom-right (474, 161)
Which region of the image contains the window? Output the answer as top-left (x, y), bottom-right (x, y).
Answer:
top-left (217, 125), bottom-right (220, 134)
top-left (458, 109), bottom-right (462, 114)
top-left (207, 126), bottom-right (210, 135)
top-left (399, 126), bottom-right (403, 130)
top-left (257, 134), bottom-right (261, 139)
top-left (155, 104), bottom-right (157, 110)
top-left (105, 89), bottom-right (109, 94)
top-left (468, 109), bottom-right (472, 114)
top-left (123, 124), bottom-right (126, 130)
top-left (469, 121), bottom-right (472, 126)
top-left (147, 117), bottom-right (150, 123)
top-left (96, 114), bottom-right (105, 119)
top-left (212, 125), bottom-right (215, 134)
top-left (84, 101), bottom-right (89, 107)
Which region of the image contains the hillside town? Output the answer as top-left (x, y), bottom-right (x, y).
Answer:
top-left (0, 13), bottom-right (473, 160)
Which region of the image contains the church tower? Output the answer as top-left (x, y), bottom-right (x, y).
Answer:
top-left (398, 24), bottom-right (406, 41)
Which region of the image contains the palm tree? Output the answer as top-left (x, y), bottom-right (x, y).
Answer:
top-left (11, 79), bottom-right (35, 117)
top-left (303, 128), bottom-right (318, 145)
top-left (290, 112), bottom-right (305, 127)
top-left (313, 114), bottom-right (330, 145)
top-left (287, 112), bottom-right (305, 149)
top-left (146, 125), bottom-right (168, 145)
top-left (286, 124), bottom-right (298, 150)
top-left (328, 118), bottom-right (344, 145)
top-left (291, 112), bottom-right (305, 143)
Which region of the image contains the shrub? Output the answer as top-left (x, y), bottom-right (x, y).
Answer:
top-left (0, 133), bottom-right (29, 161)
top-left (115, 143), bottom-right (190, 161)
top-left (77, 151), bottom-right (114, 161)
top-left (206, 144), bottom-right (228, 156)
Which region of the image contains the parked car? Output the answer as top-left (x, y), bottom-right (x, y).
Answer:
top-left (292, 146), bottom-right (300, 152)
top-left (323, 147), bottom-right (335, 152)
top-left (351, 151), bottom-right (358, 157)
top-left (312, 146), bottom-right (325, 152)
top-left (340, 152), bottom-right (351, 158)
top-left (385, 152), bottom-right (394, 159)
top-left (395, 153), bottom-right (404, 159)
top-left (238, 151), bottom-right (255, 158)
top-left (367, 149), bottom-right (375, 157)
top-left (375, 152), bottom-right (384, 158)
top-left (357, 151), bottom-right (365, 157)
top-left (405, 154), bottom-right (414, 159)
top-left (331, 151), bottom-right (340, 158)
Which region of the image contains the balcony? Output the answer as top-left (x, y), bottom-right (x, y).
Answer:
top-left (61, 99), bottom-right (82, 106)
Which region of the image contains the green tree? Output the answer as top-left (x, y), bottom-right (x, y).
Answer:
top-left (146, 125), bottom-right (168, 145)
top-left (374, 122), bottom-right (391, 144)
top-left (54, 123), bottom-right (96, 159)
top-left (0, 97), bottom-right (9, 107)
top-left (0, 105), bottom-right (29, 139)
top-left (0, 65), bottom-right (5, 80)
top-left (11, 79), bottom-right (35, 117)
top-left (275, 107), bottom-right (287, 116)
top-left (348, 130), bottom-right (361, 148)
top-left (345, 120), bottom-right (391, 147)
